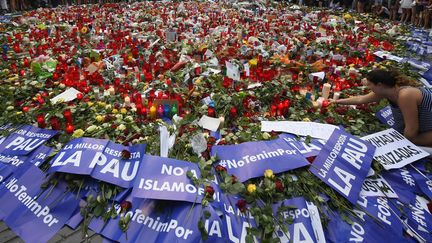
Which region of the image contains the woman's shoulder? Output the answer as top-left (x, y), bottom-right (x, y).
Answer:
top-left (398, 87), bottom-right (423, 102)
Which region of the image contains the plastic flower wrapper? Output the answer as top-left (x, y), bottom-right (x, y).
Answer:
top-left (190, 132), bottom-right (207, 156)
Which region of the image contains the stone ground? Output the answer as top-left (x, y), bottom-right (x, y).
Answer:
top-left (0, 221), bottom-right (102, 243)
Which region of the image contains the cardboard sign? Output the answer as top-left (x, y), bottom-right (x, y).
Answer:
top-left (362, 129), bottom-right (429, 170)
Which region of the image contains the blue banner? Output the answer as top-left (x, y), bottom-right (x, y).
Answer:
top-left (0, 164), bottom-right (79, 243)
top-left (279, 133), bottom-right (325, 158)
top-left (0, 125), bottom-right (58, 156)
top-left (211, 138), bottom-right (310, 182)
top-left (381, 167), bottom-right (422, 204)
top-left (324, 208), bottom-right (410, 243)
top-left (0, 144), bottom-right (53, 171)
top-left (310, 129), bottom-right (375, 204)
top-left (93, 192), bottom-right (223, 243)
top-left (375, 106), bottom-right (395, 128)
top-left (402, 196), bottom-right (432, 242)
top-left (410, 167), bottom-right (432, 200)
top-left (273, 197), bottom-right (318, 242)
top-left (356, 196), bottom-right (404, 237)
top-left (131, 155), bottom-right (203, 203)
top-left (49, 138), bottom-right (146, 188)
top-left (220, 194), bottom-right (257, 243)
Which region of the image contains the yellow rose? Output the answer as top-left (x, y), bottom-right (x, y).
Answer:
top-left (87, 102), bottom-right (94, 107)
top-left (303, 117), bottom-right (311, 122)
top-left (112, 108), bottom-right (119, 114)
top-left (247, 184), bottom-right (257, 194)
top-left (72, 129), bottom-right (84, 138)
top-left (264, 169), bottom-right (274, 179)
top-left (120, 108), bottom-right (127, 114)
top-left (248, 58), bottom-right (258, 66)
top-left (96, 115), bottom-right (104, 122)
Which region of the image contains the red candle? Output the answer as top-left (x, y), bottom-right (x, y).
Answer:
top-left (63, 109), bottom-right (72, 123)
top-left (65, 124), bottom-right (74, 134)
top-left (207, 107), bottom-right (215, 117)
top-left (36, 114), bottom-right (46, 128)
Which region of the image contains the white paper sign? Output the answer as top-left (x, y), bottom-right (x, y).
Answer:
top-left (225, 61), bottom-right (240, 81)
top-left (50, 88), bottom-right (81, 104)
top-left (308, 71), bottom-right (325, 81)
top-left (198, 115), bottom-right (221, 132)
top-left (360, 176), bottom-right (398, 198)
top-left (261, 121), bottom-right (338, 140)
top-left (362, 128), bottom-right (429, 170)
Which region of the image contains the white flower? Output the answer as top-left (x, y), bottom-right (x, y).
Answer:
top-left (117, 124), bottom-right (126, 131)
top-left (86, 125), bottom-right (99, 133)
top-left (262, 132), bottom-right (271, 139)
top-left (125, 116), bottom-right (133, 122)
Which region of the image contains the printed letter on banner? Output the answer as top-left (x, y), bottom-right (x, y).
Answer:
top-left (0, 125), bottom-right (58, 156)
top-left (310, 129), bottom-right (375, 204)
top-left (131, 155), bottom-right (203, 203)
top-left (212, 138), bottom-right (310, 182)
top-left (362, 128), bottom-right (429, 170)
top-left (273, 197), bottom-right (322, 243)
top-left (375, 106), bottom-right (395, 128)
top-left (49, 138), bottom-right (146, 188)
top-left (1, 165), bottom-right (78, 243)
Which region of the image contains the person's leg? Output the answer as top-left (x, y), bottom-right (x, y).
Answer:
top-left (412, 6), bottom-right (417, 24)
top-left (411, 131), bottom-right (432, 146)
top-left (424, 9), bottom-right (431, 28)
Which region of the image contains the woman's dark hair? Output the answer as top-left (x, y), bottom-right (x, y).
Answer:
top-left (366, 69), bottom-right (419, 87)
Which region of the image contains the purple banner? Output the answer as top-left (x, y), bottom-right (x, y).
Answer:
top-left (211, 138), bottom-right (310, 182)
top-left (375, 106), bottom-right (395, 128)
top-left (279, 133), bottom-right (325, 158)
top-left (325, 207), bottom-right (409, 243)
top-left (381, 167), bottom-right (421, 204)
top-left (220, 194), bottom-right (257, 243)
top-left (0, 144), bottom-right (53, 170)
top-left (49, 138), bottom-right (146, 188)
top-left (0, 164), bottom-right (79, 243)
top-left (0, 125), bottom-right (58, 156)
top-left (273, 197), bottom-right (318, 242)
top-left (310, 129), bottom-right (375, 204)
top-left (131, 155), bottom-right (203, 203)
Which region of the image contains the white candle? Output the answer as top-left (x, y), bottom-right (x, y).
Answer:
top-left (333, 92), bottom-right (340, 100)
top-left (316, 97), bottom-right (324, 107)
top-left (322, 83), bottom-right (331, 99)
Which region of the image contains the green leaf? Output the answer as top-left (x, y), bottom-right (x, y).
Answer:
top-left (94, 204), bottom-right (104, 217)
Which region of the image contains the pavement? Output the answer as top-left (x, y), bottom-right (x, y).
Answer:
top-left (0, 221), bottom-right (102, 243)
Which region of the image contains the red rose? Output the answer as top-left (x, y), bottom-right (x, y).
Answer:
top-left (231, 175), bottom-right (238, 184)
top-left (120, 200), bottom-right (132, 212)
top-left (306, 156), bottom-right (316, 163)
top-left (121, 150), bottom-right (131, 160)
top-left (275, 180), bottom-right (284, 192)
top-left (215, 165), bottom-right (227, 172)
top-left (236, 199), bottom-right (247, 213)
top-left (428, 201), bottom-right (432, 214)
top-left (205, 186), bottom-right (215, 197)
top-left (325, 117), bottom-right (335, 124)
